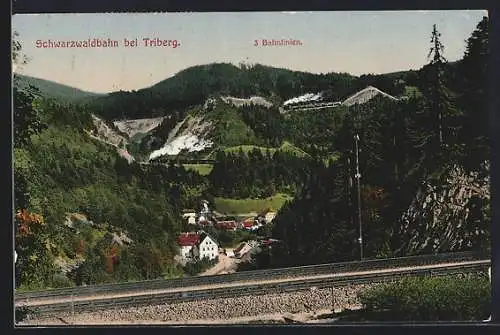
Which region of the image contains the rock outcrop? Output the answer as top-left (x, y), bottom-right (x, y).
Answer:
top-left (396, 162), bottom-right (490, 254)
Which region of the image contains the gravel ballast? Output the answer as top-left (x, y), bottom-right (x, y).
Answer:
top-left (18, 284), bottom-right (372, 325)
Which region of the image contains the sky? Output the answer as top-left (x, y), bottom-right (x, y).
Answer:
top-left (12, 10), bottom-right (487, 94)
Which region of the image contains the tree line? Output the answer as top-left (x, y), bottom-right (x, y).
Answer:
top-left (263, 18), bottom-right (490, 267)
top-left (208, 148), bottom-right (320, 199)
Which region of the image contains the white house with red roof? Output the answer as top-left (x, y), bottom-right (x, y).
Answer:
top-left (177, 232), bottom-right (200, 261)
top-left (177, 231), bottom-right (218, 262)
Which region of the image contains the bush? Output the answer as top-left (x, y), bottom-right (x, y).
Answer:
top-left (162, 263), bottom-right (184, 279)
top-left (218, 230), bottom-right (256, 248)
top-left (50, 272), bottom-right (75, 288)
top-left (183, 257), bottom-right (218, 276)
top-left (15, 306), bottom-right (39, 323)
top-left (358, 274), bottom-right (491, 321)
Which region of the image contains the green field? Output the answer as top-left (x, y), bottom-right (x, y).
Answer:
top-left (404, 85), bottom-right (423, 98)
top-left (182, 163), bottom-right (214, 176)
top-left (217, 141), bottom-right (310, 158)
top-left (214, 193), bottom-right (293, 214)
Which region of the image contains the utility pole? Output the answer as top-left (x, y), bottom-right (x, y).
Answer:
top-left (354, 133), bottom-right (363, 260)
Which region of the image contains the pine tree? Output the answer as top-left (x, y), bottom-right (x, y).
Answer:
top-left (420, 24), bottom-right (460, 165)
top-left (428, 24), bottom-right (447, 149)
top-left (458, 16), bottom-right (489, 170)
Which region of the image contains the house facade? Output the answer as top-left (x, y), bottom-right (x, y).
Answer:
top-left (177, 231), bottom-right (218, 262)
top-left (197, 233), bottom-right (218, 260)
top-left (177, 232), bottom-right (201, 262)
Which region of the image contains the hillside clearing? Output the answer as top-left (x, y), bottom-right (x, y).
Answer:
top-left (216, 141), bottom-right (310, 158)
top-left (214, 193), bottom-right (293, 214)
top-left (182, 163), bottom-right (214, 176)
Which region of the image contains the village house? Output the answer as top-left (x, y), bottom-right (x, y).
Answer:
top-left (197, 232), bottom-right (219, 260)
top-left (198, 219), bottom-right (212, 227)
top-left (258, 208), bottom-right (277, 224)
top-left (215, 220), bottom-right (238, 231)
top-left (237, 216), bottom-right (261, 231)
top-left (177, 232), bottom-right (200, 262)
top-left (240, 221), bottom-right (262, 231)
top-left (233, 240), bottom-right (260, 258)
top-left (265, 211), bottom-right (276, 223)
top-left (177, 231), bottom-right (219, 263)
top-left (182, 211), bottom-right (197, 225)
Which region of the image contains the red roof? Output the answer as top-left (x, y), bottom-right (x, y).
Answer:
top-left (216, 220), bottom-right (236, 227)
top-left (242, 221), bottom-right (254, 228)
top-left (177, 233), bottom-right (200, 246)
top-left (216, 221), bottom-right (237, 230)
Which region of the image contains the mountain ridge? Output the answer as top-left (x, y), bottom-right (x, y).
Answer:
top-left (14, 74), bottom-right (104, 103)
top-left (13, 63), bottom-right (421, 163)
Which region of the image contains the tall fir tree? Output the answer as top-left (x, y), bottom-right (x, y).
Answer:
top-left (419, 24), bottom-right (460, 167)
top-left (457, 16), bottom-right (489, 171)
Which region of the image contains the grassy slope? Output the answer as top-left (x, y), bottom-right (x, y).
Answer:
top-left (212, 141), bottom-right (310, 158)
top-left (182, 164), bottom-right (214, 176)
top-left (404, 85), bottom-right (423, 98)
top-left (214, 193), bottom-right (293, 214)
top-left (208, 101), bottom-right (259, 147)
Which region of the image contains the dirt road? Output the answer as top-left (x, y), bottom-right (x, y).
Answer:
top-left (200, 252), bottom-right (240, 276)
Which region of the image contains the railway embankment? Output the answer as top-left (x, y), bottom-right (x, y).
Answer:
top-left (18, 284), bottom-right (369, 325)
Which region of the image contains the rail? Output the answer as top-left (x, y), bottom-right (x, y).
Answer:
top-left (16, 251), bottom-right (486, 301)
top-left (17, 260), bottom-right (489, 316)
top-left (141, 159), bottom-right (216, 165)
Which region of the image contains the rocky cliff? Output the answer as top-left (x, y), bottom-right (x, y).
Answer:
top-left (396, 161), bottom-right (490, 255)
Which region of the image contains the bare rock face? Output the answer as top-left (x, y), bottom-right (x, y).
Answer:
top-left (396, 162), bottom-right (490, 254)
top-left (113, 117), bottom-right (166, 139)
top-left (148, 114), bottom-right (214, 160)
top-left (90, 115), bottom-right (128, 147)
top-left (221, 96), bottom-right (273, 108)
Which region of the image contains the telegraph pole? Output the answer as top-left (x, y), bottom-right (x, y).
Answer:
top-left (354, 133), bottom-right (363, 260)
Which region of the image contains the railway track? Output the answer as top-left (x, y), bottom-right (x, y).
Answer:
top-left (15, 251), bottom-right (484, 302)
top-left (15, 255), bottom-right (489, 316)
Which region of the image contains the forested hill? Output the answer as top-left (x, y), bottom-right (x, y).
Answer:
top-left (266, 18), bottom-right (491, 266)
top-left (13, 74), bottom-right (104, 104)
top-left (84, 62), bottom-right (419, 121)
top-left (15, 63), bottom-right (425, 123)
